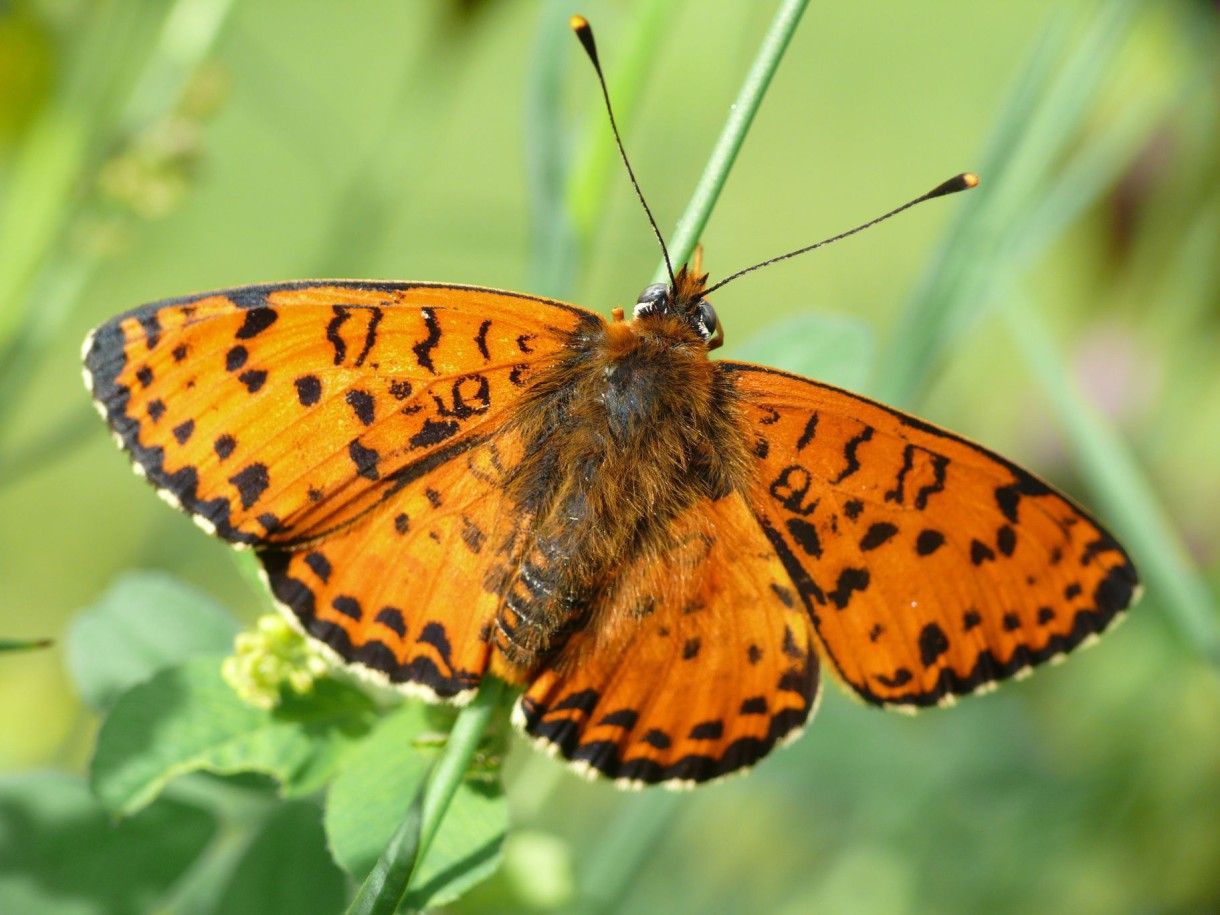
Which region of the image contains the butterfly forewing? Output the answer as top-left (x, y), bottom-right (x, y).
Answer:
top-left (84, 281), bottom-right (598, 547)
top-left (724, 363), bottom-right (1138, 708)
top-left (517, 492), bottom-right (820, 787)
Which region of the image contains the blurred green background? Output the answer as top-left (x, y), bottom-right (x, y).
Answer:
top-left (1, 0), bottom-right (1218, 912)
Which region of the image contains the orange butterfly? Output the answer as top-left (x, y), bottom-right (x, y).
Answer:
top-left (83, 18), bottom-right (1137, 788)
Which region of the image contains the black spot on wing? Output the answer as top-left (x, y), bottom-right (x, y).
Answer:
top-left (229, 463), bottom-right (269, 510)
top-left (355, 307), bottom-right (381, 367)
top-left (346, 389), bottom-right (375, 426)
top-left (238, 369), bottom-right (267, 393)
top-left (914, 454), bottom-right (948, 510)
top-left (919, 623), bottom-right (950, 666)
top-left (304, 551), bottom-right (332, 583)
top-left (349, 440), bottom-right (380, 480)
top-left (831, 426), bottom-right (873, 484)
top-left (460, 516), bottom-right (485, 553)
top-left (786, 517), bottom-right (821, 558)
top-left (915, 529), bottom-right (945, 555)
top-left (796, 411), bottom-right (819, 450)
top-left (327, 307), bottom-right (350, 365)
top-left (410, 418), bottom-right (460, 449)
top-left (970, 539), bottom-right (996, 565)
top-left (828, 568), bottom-right (869, 610)
top-left (474, 319), bottom-right (492, 361)
top-left (138, 313), bottom-right (162, 350)
top-left (375, 606), bottom-right (406, 637)
top-left (876, 668), bottom-right (912, 688)
top-left (295, 375), bottom-right (322, 406)
top-left (172, 420), bottom-right (194, 445)
top-left (641, 729), bottom-right (671, 750)
top-left (413, 309), bottom-right (442, 373)
top-left (599, 709), bottom-right (638, 729)
top-left (997, 524), bottom-right (1017, 556)
top-left (332, 595), bottom-right (363, 621)
top-left (235, 307), bottom-right (278, 339)
top-left (689, 720), bottom-right (724, 740)
top-left (859, 522), bottom-right (898, 551)
top-left (740, 697), bottom-right (768, 715)
top-left (994, 475), bottom-right (1054, 524)
top-left (1093, 561), bottom-right (1137, 614)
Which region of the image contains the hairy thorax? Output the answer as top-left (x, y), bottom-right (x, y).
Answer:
top-left (488, 313), bottom-right (754, 677)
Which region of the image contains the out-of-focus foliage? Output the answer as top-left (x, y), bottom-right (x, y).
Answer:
top-left (0, 0), bottom-right (1216, 912)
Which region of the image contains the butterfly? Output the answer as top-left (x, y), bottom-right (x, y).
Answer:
top-left (82, 17), bottom-right (1138, 789)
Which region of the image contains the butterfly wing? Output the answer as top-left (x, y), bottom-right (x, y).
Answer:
top-left (723, 362), bottom-right (1139, 708)
top-left (85, 280), bottom-right (599, 701)
top-left (84, 281), bottom-right (597, 546)
top-left (259, 430), bottom-right (531, 702)
top-left (516, 492), bottom-right (820, 787)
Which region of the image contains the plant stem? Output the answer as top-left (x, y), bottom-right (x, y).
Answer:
top-left (415, 677), bottom-right (505, 865)
top-left (1002, 292), bottom-right (1220, 668)
top-left (657, 0), bottom-right (810, 280)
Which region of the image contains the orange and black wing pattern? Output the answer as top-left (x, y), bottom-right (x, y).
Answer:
top-left (723, 362), bottom-right (1139, 709)
top-left (258, 431), bottom-right (531, 702)
top-left (516, 493), bottom-right (820, 787)
top-left (85, 280), bottom-right (599, 700)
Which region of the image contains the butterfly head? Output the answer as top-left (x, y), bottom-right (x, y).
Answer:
top-left (632, 263), bottom-right (724, 350)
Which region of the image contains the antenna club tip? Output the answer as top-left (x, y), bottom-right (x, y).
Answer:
top-left (927, 172), bottom-right (980, 200)
top-left (570, 14), bottom-right (589, 32)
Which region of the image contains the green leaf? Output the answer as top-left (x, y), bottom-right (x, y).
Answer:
top-left (91, 656), bottom-right (378, 816)
top-left (214, 800), bottom-right (347, 915)
top-left (723, 312), bottom-right (876, 392)
top-left (327, 702), bottom-right (507, 911)
top-left (67, 571), bottom-right (239, 711)
top-left (0, 771), bottom-right (214, 914)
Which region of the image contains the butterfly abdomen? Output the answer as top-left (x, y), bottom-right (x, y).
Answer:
top-left (490, 316), bottom-right (754, 676)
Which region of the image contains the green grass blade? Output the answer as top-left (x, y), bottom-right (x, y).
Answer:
top-left (1002, 292), bottom-right (1220, 667)
top-left (875, 0), bottom-right (1141, 406)
top-left (658, 0), bottom-right (811, 278)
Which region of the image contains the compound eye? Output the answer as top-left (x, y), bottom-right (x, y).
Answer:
top-left (695, 299), bottom-right (719, 340)
top-left (633, 283), bottom-right (669, 318)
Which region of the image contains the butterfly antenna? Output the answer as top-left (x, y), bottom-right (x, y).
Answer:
top-left (571, 15), bottom-right (676, 289)
top-left (703, 173), bottom-right (979, 296)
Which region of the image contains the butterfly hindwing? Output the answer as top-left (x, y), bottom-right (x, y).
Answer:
top-left (259, 430), bottom-right (531, 702)
top-left (516, 492), bottom-right (820, 787)
top-left (84, 281), bottom-right (598, 547)
top-left (724, 362), bottom-right (1139, 708)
